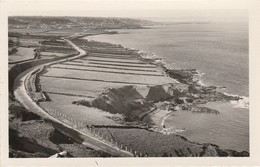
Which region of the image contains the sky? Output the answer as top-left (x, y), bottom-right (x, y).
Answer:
top-left (6, 0), bottom-right (248, 22)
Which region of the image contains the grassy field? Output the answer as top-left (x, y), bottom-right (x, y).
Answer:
top-left (9, 37), bottom-right (44, 47)
top-left (95, 127), bottom-right (203, 156)
top-left (8, 47), bottom-right (35, 63)
top-left (51, 63), bottom-right (164, 76)
top-left (40, 45), bottom-right (78, 54)
top-left (40, 76), bottom-right (132, 96)
top-left (40, 51), bottom-right (68, 58)
top-left (9, 28), bottom-right (53, 34)
top-left (42, 67), bottom-right (172, 85)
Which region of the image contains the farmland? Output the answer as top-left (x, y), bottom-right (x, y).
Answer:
top-left (9, 47), bottom-right (36, 63)
top-left (8, 33), bottom-right (78, 64)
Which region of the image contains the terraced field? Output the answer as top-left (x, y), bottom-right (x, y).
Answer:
top-left (39, 38), bottom-right (176, 126)
top-left (39, 52), bottom-right (69, 59)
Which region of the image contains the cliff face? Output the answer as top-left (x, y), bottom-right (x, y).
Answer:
top-left (73, 77), bottom-right (239, 123)
top-left (73, 83), bottom-right (189, 122)
top-left (74, 86), bottom-right (151, 122)
top-left (146, 83), bottom-right (188, 102)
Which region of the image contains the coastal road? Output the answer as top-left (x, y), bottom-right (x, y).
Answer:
top-left (13, 38), bottom-right (134, 157)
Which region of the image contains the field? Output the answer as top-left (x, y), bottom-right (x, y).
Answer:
top-left (94, 127), bottom-right (203, 156)
top-left (9, 37), bottom-right (44, 47)
top-left (40, 45), bottom-right (78, 54)
top-left (8, 34), bottom-right (79, 65)
top-left (40, 75), bottom-right (134, 97)
top-left (8, 47), bottom-right (35, 63)
top-left (42, 66), bottom-right (171, 85)
top-left (51, 63), bottom-right (163, 75)
top-left (9, 28), bottom-right (53, 34)
top-left (39, 52), bottom-right (68, 59)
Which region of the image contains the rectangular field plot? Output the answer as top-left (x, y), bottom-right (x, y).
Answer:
top-left (80, 56), bottom-right (145, 63)
top-left (51, 63), bottom-right (164, 76)
top-left (40, 76), bottom-right (134, 97)
top-left (85, 47), bottom-right (128, 52)
top-left (20, 38), bottom-right (44, 46)
top-left (74, 58), bottom-right (158, 68)
top-left (87, 52), bottom-right (139, 59)
top-left (61, 62), bottom-right (160, 72)
top-left (9, 47), bottom-right (35, 63)
top-left (9, 28), bottom-right (52, 34)
top-left (40, 51), bottom-right (68, 57)
top-left (42, 67), bottom-right (174, 85)
top-left (9, 37), bottom-right (44, 46)
top-left (42, 46), bottom-right (77, 54)
top-left (79, 58), bottom-right (155, 66)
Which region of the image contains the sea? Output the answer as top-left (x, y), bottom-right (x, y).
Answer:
top-left (86, 21), bottom-right (249, 152)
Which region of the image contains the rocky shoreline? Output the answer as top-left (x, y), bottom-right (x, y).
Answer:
top-left (73, 35), bottom-right (249, 156)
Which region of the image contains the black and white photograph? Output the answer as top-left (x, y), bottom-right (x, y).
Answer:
top-left (1, 0), bottom-right (260, 166)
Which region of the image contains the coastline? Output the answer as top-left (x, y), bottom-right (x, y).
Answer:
top-left (86, 23), bottom-right (249, 97)
top-left (8, 30), bottom-right (249, 157)
top-left (83, 32), bottom-right (249, 152)
top-left (86, 34), bottom-right (249, 109)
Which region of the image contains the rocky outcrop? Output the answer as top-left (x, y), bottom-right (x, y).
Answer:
top-left (73, 80), bottom-right (234, 123)
top-left (73, 84), bottom-right (189, 122)
top-left (165, 68), bottom-right (242, 103)
top-left (74, 86), bottom-right (152, 122)
top-left (191, 107), bottom-right (220, 114)
top-left (165, 68), bottom-right (200, 84)
top-left (146, 83), bottom-right (188, 102)
top-left (200, 144), bottom-right (249, 157)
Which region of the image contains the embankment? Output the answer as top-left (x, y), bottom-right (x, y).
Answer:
top-left (9, 101), bottom-right (111, 158)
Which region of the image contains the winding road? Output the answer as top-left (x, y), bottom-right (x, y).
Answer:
top-left (13, 38), bottom-right (134, 157)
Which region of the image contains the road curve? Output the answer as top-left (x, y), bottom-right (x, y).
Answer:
top-left (13, 38), bottom-right (134, 157)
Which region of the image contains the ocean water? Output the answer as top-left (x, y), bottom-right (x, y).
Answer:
top-left (164, 102), bottom-right (249, 152)
top-left (86, 22), bottom-right (249, 152)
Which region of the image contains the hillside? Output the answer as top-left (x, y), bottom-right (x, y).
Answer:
top-left (8, 16), bottom-right (155, 29)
